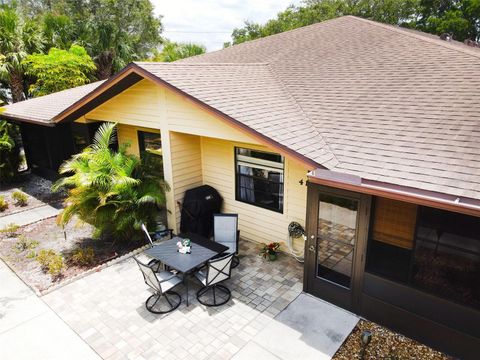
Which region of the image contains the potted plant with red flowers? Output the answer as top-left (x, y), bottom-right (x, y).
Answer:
top-left (260, 242), bottom-right (280, 261)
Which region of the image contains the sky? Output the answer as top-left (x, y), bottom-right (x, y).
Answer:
top-left (151, 0), bottom-right (302, 51)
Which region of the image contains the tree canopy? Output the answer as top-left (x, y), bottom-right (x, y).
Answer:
top-left (0, 1), bottom-right (209, 103)
top-left (227, 0), bottom-right (480, 46)
top-left (149, 41), bottom-right (206, 62)
top-left (0, 6), bottom-right (43, 102)
top-left (24, 44), bottom-right (96, 96)
top-left (0, 0), bottom-right (167, 103)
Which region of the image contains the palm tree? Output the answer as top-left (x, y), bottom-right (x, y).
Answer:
top-left (0, 7), bottom-right (43, 103)
top-left (53, 122), bottom-right (169, 240)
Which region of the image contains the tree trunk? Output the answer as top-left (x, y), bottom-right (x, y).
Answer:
top-left (10, 71), bottom-right (24, 103)
top-left (95, 52), bottom-right (114, 80)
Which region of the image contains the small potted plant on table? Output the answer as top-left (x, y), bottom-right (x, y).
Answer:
top-left (260, 242), bottom-right (280, 261)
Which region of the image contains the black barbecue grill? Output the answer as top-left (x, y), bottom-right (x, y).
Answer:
top-left (179, 185), bottom-right (223, 237)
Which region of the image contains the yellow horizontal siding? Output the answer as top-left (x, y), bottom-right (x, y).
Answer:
top-left (170, 132), bottom-right (203, 231)
top-left (83, 78), bottom-right (309, 251)
top-left (86, 80), bottom-right (162, 128)
top-left (201, 137), bottom-right (308, 249)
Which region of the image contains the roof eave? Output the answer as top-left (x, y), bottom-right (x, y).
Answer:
top-left (0, 113), bottom-right (55, 127)
top-left (308, 168), bottom-right (480, 217)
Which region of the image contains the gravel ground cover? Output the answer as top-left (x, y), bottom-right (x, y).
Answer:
top-left (0, 173), bottom-right (146, 293)
top-left (333, 319), bottom-right (454, 360)
top-left (0, 217), bottom-right (145, 292)
top-left (0, 172), bottom-right (65, 216)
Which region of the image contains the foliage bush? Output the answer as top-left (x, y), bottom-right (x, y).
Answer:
top-left (0, 120), bottom-right (21, 183)
top-left (12, 190), bottom-right (28, 206)
top-left (53, 122), bottom-right (169, 241)
top-left (0, 223), bottom-right (19, 237)
top-left (0, 195), bottom-right (8, 212)
top-left (14, 235), bottom-right (39, 253)
top-left (71, 247), bottom-right (95, 266)
top-left (23, 45), bottom-right (96, 97)
top-left (37, 249), bottom-right (64, 277)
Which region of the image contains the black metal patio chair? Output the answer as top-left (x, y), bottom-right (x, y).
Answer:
top-left (194, 253), bottom-right (234, 307)
top-left (134, 257), bottom-right (183, 314)
top-left (141, 223), bottom-right (164, 272)
top-left (213, 213), bottom-right (240, 268)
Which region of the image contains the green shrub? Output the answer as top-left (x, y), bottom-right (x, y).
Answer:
top-left (37, 249), bottom-right (64, 277)
top-left (26, 250), bottom-right (37, 259)
top-left (12, 191), bottom-right (28, 206)
top-left (0, 196), bottom-right (8, 212)
top-left (0, 120), bottom-right (21, 183)
top-left (0, 223), bottom-right (19, 237)
top-left (14, 235), bottom-right (39, 253)
top-left (71, 247), bottom-right (95, 266)
top-left (52, 123), bottom-right (169, 240)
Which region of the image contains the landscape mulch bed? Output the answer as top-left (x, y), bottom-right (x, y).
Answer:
top-left (0, 216), bottom-right (145, 293)
top-left (0, 187), bottom-right (45, 216)
top-left (0, 173), bottom-right (66, 212)
top-left (333, 319), bottom-right (454, 360)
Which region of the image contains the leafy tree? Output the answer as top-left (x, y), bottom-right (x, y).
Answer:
top-left (149, 41), bottom-right (206, 62)
top-left (4, 0), bottom-right (163, 80)
top-left (0, 114), bottom-right (21, 183)
top-left (23, 44), bottom-right (95, 96)
top-left (71, 0), bottom-right (163, 79)
top-left (53, 122), bottom-right (169, 240)
top-left (0, 6), bottom-right (43, 102)
top-left (416, 0), bottom-right (479, 41)
top-left (227, 0), bottom-right (479, 45)
top-left (42, 12), bottom-right (75, 50)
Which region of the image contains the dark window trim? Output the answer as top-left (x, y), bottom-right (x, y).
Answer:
top-left (234, 146), bottom-right (285, 214)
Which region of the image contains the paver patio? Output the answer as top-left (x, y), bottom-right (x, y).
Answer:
top-left (41, 240), bottom-right (356, 359)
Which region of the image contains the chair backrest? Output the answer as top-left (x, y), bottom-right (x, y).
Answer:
top-left (206, 253), bottom-right (234, 286)
top-left (134, 257), bottom-right (162, 294)
top-left (141, 223), bottom-right (155, 247)
top-left (213, 214), bottom-right (238, 253)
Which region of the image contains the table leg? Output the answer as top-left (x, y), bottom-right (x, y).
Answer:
top-left (185, 273), bottom-right (189, 307)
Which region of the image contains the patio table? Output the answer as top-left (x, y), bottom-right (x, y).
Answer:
top-left (143, 232), bottom-right (228, 306)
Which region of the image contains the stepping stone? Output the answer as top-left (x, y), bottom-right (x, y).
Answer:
top-left (0, 205), bottom-right (60, 228)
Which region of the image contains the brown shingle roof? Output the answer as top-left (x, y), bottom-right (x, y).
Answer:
top-left (2, 16), bottom-right (480, 201)
top-left (1, 81), bottom-right (105, 125)
top-left (134, 62), bottom-right (338, 167)
top-left (181, 16), bottom-right (480, 200)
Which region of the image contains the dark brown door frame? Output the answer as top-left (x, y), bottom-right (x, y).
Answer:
top-left (304, 182), bottom-right (371, 312)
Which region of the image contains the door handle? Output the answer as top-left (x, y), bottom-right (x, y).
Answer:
top-left (308, 245), bottom-right (316, 252)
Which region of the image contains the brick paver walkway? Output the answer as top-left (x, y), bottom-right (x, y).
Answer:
top-left (43, 240), bottom-right (304, 360)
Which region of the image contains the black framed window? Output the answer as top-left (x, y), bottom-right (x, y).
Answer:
top-left (235, 147), bottom-right (284, 213)
top-left (366, 197), bottom-right (480, 310)
top-left (138, 131), bottom-right (161, 158)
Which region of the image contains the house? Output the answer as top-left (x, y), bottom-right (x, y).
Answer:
top-left (2, 16), bottom-right (480, 358)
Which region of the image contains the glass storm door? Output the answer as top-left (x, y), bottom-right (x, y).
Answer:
top-left (305, 184), bottom-right (370, 312)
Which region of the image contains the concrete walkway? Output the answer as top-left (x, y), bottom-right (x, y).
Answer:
top-left (233, 293), bottom-right (359, 360)
top-left (0, 260), bottom-right (99, 360)
top-left (0, 205), bottom-right (60, 228)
